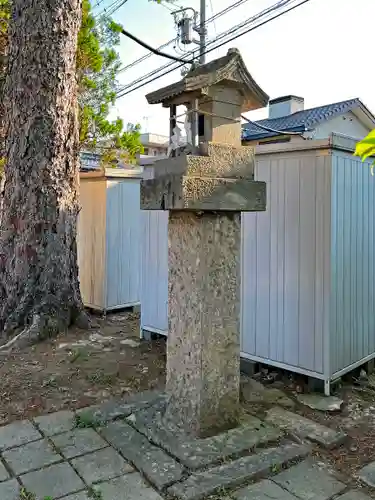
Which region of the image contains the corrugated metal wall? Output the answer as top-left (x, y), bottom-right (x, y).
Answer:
top-left (241, 152), bottom-right (332, 376)
top-left (330, 153), bottom-right (375, 376)
top-left (106, 179), bottom-right (141, 310)
top-left (141, 210), bottom-right (168, 333)
top-left (139, 143), bottom-right (375, 383)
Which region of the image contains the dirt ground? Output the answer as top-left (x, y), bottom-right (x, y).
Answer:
top-left (0, 311), bottom-right (166, 426)
top-left (2, 311), bottom-right (375, 485)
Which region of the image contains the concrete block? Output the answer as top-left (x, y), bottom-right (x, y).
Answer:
top-left (51, 428), bottom-right (108, 459)
top-left (0, 420), bottom-right (41, 451)
top-left (71, 447), bottom-right (133, 485)
top-left (20, 462), bottom-right (85, 499)
top-left (2, 438), bottom-right (61, 475)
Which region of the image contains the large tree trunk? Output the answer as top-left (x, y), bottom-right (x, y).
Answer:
top-left (0, 0), bottom-right (87, 349)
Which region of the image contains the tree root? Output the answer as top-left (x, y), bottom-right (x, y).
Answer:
top-left (0, 314), bottom-right (43, 354)
top-left (0, 308), bottom-right (91, 355)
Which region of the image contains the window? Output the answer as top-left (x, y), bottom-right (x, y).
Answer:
top-left (143, 147), bottom-right (149, 155)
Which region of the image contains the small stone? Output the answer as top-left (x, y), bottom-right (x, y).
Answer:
top-left (0, 479), bottom-right (20, 499)
top-left (360, 369), bottom-right (368, 380)
top-left (296, 393), bottom-right (343, 412)
top-left (20, 462), bottom-right (84, 499)
top-left (98, 473), bottom-right (163, 500)
top-left (51, 428), bottom-right (108, 459)
top-left (359, 461), bottom-right (375, 487)
top-left (71, 447), bottom-right (133, 485)
top-left (0, 420), bottom-right (42, 451)
top-left (2, 438), bottom-right (61, 475)
top-left (33, 410), bottom-right (75, 436)
top-left (101, 420), bottom-right (184, 489)
top-left (273, 459), bottom-right (346, 500)
top-left (120, 339), bottom-right (140, 348)
top-left (266, 407), bottom-right (347, 449)
top-left (167, 443), bottom-right (310, 500)
top-left (234, 479), bottom-right (298, 500)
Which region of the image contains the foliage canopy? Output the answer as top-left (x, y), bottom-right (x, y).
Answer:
top-left (0, 0), bottom-right (143, 168)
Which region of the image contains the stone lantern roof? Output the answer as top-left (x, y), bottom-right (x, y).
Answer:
top-left (146, 48), bottom-right (269, 112)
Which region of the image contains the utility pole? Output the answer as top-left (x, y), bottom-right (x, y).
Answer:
top-left (199, 0), bottom-right (206, 64)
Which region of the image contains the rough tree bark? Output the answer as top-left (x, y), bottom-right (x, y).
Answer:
top-left (0, 0), bottom-right (88, 349)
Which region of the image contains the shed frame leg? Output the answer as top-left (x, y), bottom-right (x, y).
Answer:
top-left (324, 379), bottom-right (330, 396)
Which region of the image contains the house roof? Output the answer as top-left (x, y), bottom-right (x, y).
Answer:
top-left (242, 98), bottom-right (374, 141)
top-left (146, 48), bottom-right (269, 112)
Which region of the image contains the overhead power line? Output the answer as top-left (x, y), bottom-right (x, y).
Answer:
top-left (116, 0), bottom-right (301, 95)
top-left (116, 0), bottom-right (312, 100)
top-left (118, 26), bottom-right (194, 64)
top-left (117, 0), bottom-right (251, 75)
top-left (118, 39), bottom-right (177, 74)
top-left (94, 0), bottom-right (128, 18)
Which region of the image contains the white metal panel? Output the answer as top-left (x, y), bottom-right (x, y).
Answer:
top-left (141, 210), bottom-right (169, 333)
top-left (315, 111), bottom-right (371, 141)
top-left (241, 152), bottom-right (332, 375)
top-left (330, 154), bottom-right (375, 375)
top-left (105, 179), bottom-right (141, 310)
top-left (77, 178), bottom-right (107, 309)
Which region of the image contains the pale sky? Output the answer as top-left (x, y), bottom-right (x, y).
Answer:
top-left (94, 0), bottom-right (374, 136)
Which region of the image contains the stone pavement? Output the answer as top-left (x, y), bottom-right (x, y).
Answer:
top-left (0, 391), bottom-right (373, 500)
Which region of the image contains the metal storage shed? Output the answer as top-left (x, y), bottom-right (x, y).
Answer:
top-left (140, 133), bottom-right (375, 394)
top-left (77, 168), bottom-right (142, 313)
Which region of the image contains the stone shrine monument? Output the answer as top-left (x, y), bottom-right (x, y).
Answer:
top-left (141, 48), bottom-right (268, 438)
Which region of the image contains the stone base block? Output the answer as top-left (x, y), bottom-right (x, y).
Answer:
top-left (126, 397), bottom-right (283, 469)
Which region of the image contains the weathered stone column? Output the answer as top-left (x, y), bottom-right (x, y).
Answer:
top-left (141, 144), bottom-right (266, 437)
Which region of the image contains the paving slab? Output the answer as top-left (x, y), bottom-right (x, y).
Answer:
top-left (98, 473), bottom-right (164, 500)
top-left (0, 459), bottom-right (9, 481)
top-left (77, 391), bottom-right (165, 424)
top-left (234, 479), bottom-right (298, 499)
top-left (265, 407), bottom-right (347, 449)
top-left (71, 447), bottom-right (133, 485)
top-left (2, 438), bottom-right (62, 474)
top-left (272, 459), bottom-right (346, 500)
top-left (51, 428), bottom-right (108, 459)
top-left (128, 402), bottom-right (283, 468)
top-left (338, 491), bottom-right (373, 500)
top-left (167, 443), bottom-right (310, 500)
top-left (63, 492), bottom-right (90, 500)
top-left (20, 462), bottom-right (85, 499)
top-left (0, 478), bottom-right (20, 500)
top-left (33, 410), bottom-right (75, 436)
top-left (359, 461), bottom-right (375, 488)
top-left (101, 420), bottom-right (184, 489)
top-left (0, 420), bottom-right (42, 451)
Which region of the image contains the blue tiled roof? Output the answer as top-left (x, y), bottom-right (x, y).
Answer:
top-left (242, 98), bottom-right (361, 141)
top-left (80, 151), bottom-right (101, 171)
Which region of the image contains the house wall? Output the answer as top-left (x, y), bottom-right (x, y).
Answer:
top-left (330, 153), bottom-right (375, 376)
top-left (314, 111), bottom-right (370, 140)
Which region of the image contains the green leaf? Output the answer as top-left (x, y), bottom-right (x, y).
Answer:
top-left (354, 129), bottom-right (375, 162)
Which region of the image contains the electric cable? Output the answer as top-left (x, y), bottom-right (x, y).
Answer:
top-left (116, 0), bottom-right (311, 99)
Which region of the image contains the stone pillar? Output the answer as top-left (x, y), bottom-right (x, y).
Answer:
top-left (140, 144), bottom-right (266, 438)
top-left (166, 210), bottom-right (241, 437)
